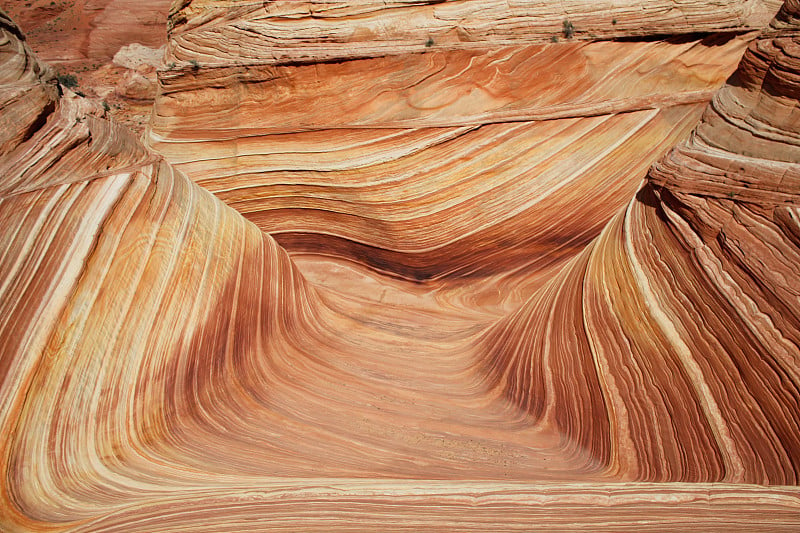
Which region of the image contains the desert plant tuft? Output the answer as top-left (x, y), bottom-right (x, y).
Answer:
top-left (57, 73), bottom-right (78, 89)
top-left (562, 19), bottom-right (575, 39)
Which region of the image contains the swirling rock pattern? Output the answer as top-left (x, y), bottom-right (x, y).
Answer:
top-left (2, 1), bottom-right (800, 531)
top-left (482, 1), bottom-right (800, 484)
top-left (149, 1), bottom-right (779, 280)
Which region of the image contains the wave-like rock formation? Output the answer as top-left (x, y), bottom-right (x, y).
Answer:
top-left (149, 0), bottom-right (783, 281)
top-left (480, 2), bottom-right (800, 484)
top-left (1, 1), bottom-right (800, 531)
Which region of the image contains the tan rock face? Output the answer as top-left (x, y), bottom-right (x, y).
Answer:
top-left (1, 0), bottom-right (800, 531)
top-left (164, 0), bottom-right (782, 65)
top-left (112, 42), bottom-right (164, 71)
top-left (115, 69), bottom-right (158, 100)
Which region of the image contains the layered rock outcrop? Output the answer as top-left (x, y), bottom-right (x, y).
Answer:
top-left (163, 0), bottom-right (782, 63)
top-left (149, 0), bottom-right (782, 280)
top-left (480, 2), bottom-right (800, 484)
top-left (1, 0), bottom-right (800, 531)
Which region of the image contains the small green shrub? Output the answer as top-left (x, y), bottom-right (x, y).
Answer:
top-left (57, 73), bottom-right (78, 88)
top-left (562, 19), bottom-right (575, 39)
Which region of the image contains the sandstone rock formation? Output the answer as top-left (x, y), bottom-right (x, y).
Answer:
top-left (109, 44), bottom-right (164, 102)
top-left (162, 0), bottom-right (782, 64)
top-left (0, 0), bottom-right (169, 68)
top-left (1, 0), bottom-right (800, 530)
top-left (0, 0), bottom-right (172, 133)
top-left (149, 0), bottom-right (782, 281)
top-left (478, 1), bottom-right (800, 484)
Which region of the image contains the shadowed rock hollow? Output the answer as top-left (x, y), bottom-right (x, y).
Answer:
top-left (1, 0), bottom-right (800, 530)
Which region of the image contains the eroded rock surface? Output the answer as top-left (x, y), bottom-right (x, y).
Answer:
top-left (0, 0), bottom-right (169, 67)
top-left (1, 0), bottom-right (800, 530)
top-left (0, 0), bottom-right (172, 133)
top-left (149, 1), bottom-right (783, 281)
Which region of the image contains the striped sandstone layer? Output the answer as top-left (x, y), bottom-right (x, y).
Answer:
top-left (2, 1), bottom-right (800, 532)
top-left (481, 1), bottom-right (800, 483)
top-left (149, 0), bottom-right (782, 280)
top-left (164, 0), bottom-right (782, 64)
